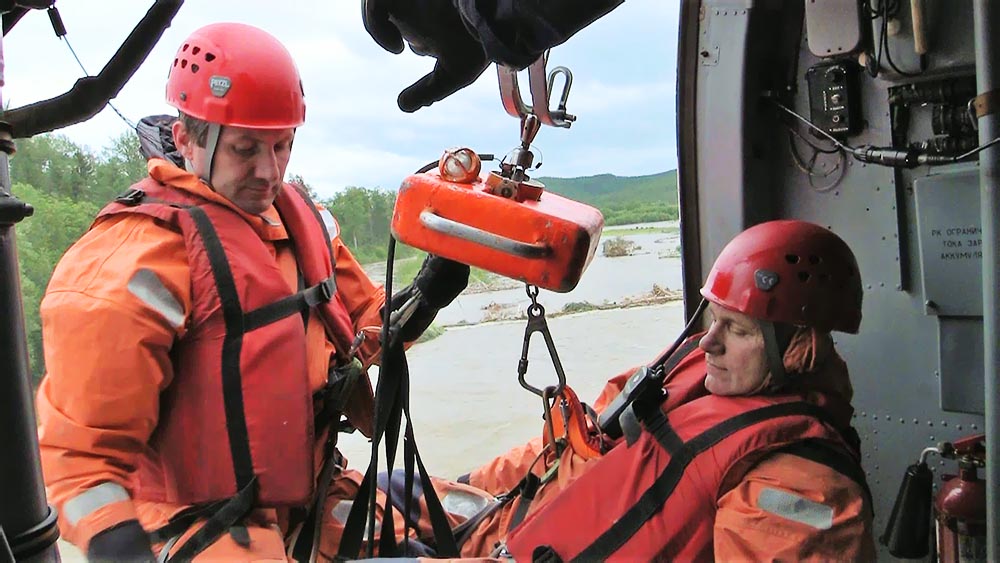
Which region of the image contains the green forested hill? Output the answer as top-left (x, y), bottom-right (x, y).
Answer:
top-left (536, 170), bottom-right (678, 225)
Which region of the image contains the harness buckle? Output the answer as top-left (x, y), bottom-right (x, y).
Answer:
top-left (115, 188), bottom-right (146, 205)
top-left (318, 276), bottom-right (335, 302)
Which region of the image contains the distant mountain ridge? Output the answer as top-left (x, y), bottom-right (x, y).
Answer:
top-left (535, 170), bottom-right (678, 225)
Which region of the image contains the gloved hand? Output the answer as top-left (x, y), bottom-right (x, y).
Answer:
top-left (87, 520), bottom-right (156, 563)
top-left (362, 0), bottom-right (490, 112)
top-left (412, 254), bottom-right (470, 309)
top-left (384, 255), bottom-right (469, 343)
top-left (362, 0), bottom-right (625, 112)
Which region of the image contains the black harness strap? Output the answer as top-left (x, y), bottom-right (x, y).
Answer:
top-left (243, 276), bottom-right (336, 331)
top-left (507, 473), bottom-right (541, 532)
top-left (339, 239), bottom-right (458, 560)
top-left (165, 479), bottom-right (257, 561)
top-left (149, 207), bottom-right (257, 561)
top-left (634, 406), bottom-right (683, 454)
top-left (148, 500), bottom-right (227, 546)
top-left (651, 334), bottom-right (703, 373)
top-left (290, 358), bottom-right (363, 562)
top-left (572, 401), bottom-right (835, 562)
top-left (188, 207), bottom-right (255, 492)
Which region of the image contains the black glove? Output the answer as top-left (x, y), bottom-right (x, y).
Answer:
top-left (362, 0), bottom-right (624, 112)
top-left (412, 254), bottom-right (470, 309)
top-left (87, 520), bottom-right (156, 563)
top-left (385, 255), bottom-right (469, 343)
top-left (455, 0), bottom-right (625, 68)
top-left (363, 0), bottom-right (490, 112)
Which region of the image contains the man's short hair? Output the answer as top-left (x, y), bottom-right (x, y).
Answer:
top-left (179, 112), bottom-right (211, 147)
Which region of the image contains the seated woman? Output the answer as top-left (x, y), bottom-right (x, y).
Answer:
top-left (331, 219), bottom-right (876, 562)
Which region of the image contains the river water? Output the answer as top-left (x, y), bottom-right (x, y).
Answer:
top-left (432, 221), bottom-right (683, 326)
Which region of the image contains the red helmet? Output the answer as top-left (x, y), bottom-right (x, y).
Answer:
top-left (700, 220), bottom-right (863, 333)
top-left (165, 23), bottom-right (305, 128)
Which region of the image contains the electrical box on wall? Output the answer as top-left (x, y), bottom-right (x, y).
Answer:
top-left (913, 165), bottom-right (984, 414)
top-left (806, 61), bottom-right (862, 138)
top-left (804, 0), bottom-right (864, 57)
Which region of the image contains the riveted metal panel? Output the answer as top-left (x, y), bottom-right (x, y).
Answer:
top-left (938, 317), bottom-right (985, 414)
top-left (913, 165), bottom-right (983, 316)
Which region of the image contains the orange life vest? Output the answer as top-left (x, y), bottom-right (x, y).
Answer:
top-left (504, 344), bottom-right (860, 562)
top-left (94, 178), bottom-right (360, 508)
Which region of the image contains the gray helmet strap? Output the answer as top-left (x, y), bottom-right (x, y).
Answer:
top-left (200, 122), bottom-right (222, 186)
top-left (760, 320), bottom-right (790, 390)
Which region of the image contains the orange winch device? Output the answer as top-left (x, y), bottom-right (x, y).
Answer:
top-left (391, 121), bottom-right (604, 292)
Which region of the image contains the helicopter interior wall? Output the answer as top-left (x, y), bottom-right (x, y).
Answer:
top-left (684, 1), bottom-right (987, 560)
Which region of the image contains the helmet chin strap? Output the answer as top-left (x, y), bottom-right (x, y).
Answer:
top-left (759, 320), bottom-right (790, 390)
top-left (187, 122), bottom-right (223, 186)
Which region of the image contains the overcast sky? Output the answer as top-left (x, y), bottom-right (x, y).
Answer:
top-left (3, 1), bottom-right (678, 198)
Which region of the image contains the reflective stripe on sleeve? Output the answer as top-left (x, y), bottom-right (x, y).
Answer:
top-left (63, 482), bottom-right (131, 526)
top-left (756, 487), bottom-right (834, 530)
top-left (318, 207), bottom-right (340, 239)
top-left (127, 268), bottom-right (185, 328)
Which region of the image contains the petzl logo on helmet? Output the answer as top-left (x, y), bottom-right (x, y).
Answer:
top-left (754, 269), bottom-right (780, 291)
top-left (209, 76), bottom-right (232, 97)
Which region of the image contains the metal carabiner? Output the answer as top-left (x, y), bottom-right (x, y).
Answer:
top-left (516, 299), bottom-right (568, 398)
top-left (528, 61), bottom-right (575, 128)
top-left (545, 66), bottom-right (575, 127)
top-left (497, 54), bottom-right (576, 128)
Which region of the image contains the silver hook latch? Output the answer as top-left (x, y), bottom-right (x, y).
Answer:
top-left (497, 53), bottom-right (576, 128)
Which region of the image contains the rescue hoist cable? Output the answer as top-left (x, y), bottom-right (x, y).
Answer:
top-left (46, 5), bottom-right (139, 132)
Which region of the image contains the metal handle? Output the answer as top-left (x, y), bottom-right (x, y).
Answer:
top-left (419, 210), bottom-right (549, 259)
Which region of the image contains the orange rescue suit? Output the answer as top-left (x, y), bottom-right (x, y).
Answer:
top-left (36, 159), bottom-right (387, 552)
top-left (464, 336), bottom-right (876, 562)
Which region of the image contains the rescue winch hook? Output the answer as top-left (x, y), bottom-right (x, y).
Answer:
top-left (496, 51), bottom-right (576, 128)
top-left (517, 284), bottom-right (568, 398)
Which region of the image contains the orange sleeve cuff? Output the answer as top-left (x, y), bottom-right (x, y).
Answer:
top-left (64, 498), bottom-right (138, 553)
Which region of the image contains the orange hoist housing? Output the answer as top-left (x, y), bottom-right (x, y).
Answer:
top-left (392, 150), bottom-right (604, 293)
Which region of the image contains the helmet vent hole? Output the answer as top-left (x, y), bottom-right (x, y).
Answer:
top-left (205, 53), bottom-right (216, 62)
top-left (191, 64), bottom-right (200, 74)
top-left (173, 58), bottom-right (178, 67)
top-left (798, 271), bottom-right (811, 282)
top-left (808, 255), bottom-right (822, 265)
top-left (191, 46), bottom-right (201, 55)
top-left (785, 254), bottom-right (800, 264)
top-left (182, 43), bottom-right (189, 52)
top-left (180, 59), bottom-right (188, 69)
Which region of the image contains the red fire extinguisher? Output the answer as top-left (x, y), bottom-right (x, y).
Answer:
top-left (881, 433), bottom-right (986, 561)
top-left (935, 434), bottom-right (986, 563)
